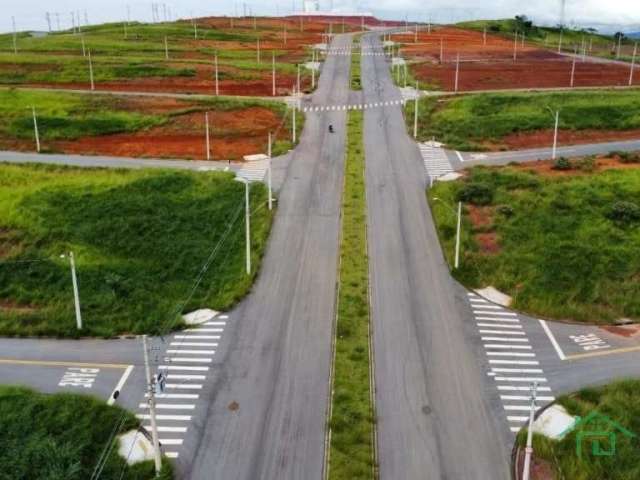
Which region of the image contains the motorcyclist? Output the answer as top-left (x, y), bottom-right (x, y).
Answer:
top-left (329, 124), bottom-right (334, 133)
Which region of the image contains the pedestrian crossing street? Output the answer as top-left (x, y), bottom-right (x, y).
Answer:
top-left (467, 293), bottom-right (555, 434)
top-left (326, 49), bottom-right (386, 56)
top-left (302, 99), bottom-right (406, 113)
top-left (236, 158), bottom-right (269, 182)
top-left (136, 314), bottom-right (230, 459)
top-left (418, 142), bottom-right (453, 182)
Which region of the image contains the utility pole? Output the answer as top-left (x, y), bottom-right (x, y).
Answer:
top-left (45, 12), bottom-right (52, 32)
top-left (205, 112), bottom-right (211, 160)
top-left (440, 37), bottom-right (444, 64)
top-left (164, 36), bottom-right (169, 60)
top-left (32, 106), bottom-right (40, 153)
top-left (11, 16), bottom-right (17, 54)
top-left (267, 132), bottom-right (272, 211)
top-left (312, 65), bottom-right (315, 89)
top-left (454, 53), bottom-right (460, 93)
top-left (284, 24), bottom-right (287, 44)
top-left (194, 22), bottom-right (198, 40)
top-left (630, 43), bottom-right (638, 86)
top-left (88, 49), bottom-right (95, 91)
top-left (81, 35), bottom-right (86, 57)
top-left (513, 31), bottom-right (518, 62)
top-left (292, 105), bottom-right (296, 144)
top-left (142, 335), bottom-right (162, 476)
top-left (214, 53), bottom-right (219, 95)
top-left (413, 81), bottom-right (419, 139)
top-left (455, 202), bottom-right (462, 269)
top-left (570, 47), bottom-right (577, 87)
top-left (483, 26), bottom-right (486, 46)
top-left (558, 30), bottom-right (563, 53)
top-left (257, 37), bottom-right (261, 63)
top-left (551, 109), bottom-right (559, 160)
top-left (272, 51), bottom-right (276, 96)
top-left (297, 64), bottom-right (301, 94)
top-left (522, 382), bottom-right (538, 480)
top-left (617, 33), bottom-right (622, 59)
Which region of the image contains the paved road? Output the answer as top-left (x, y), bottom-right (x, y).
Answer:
top-left (447, 139), bottom-right (640, 170)
top-left (182, 33), bottom-right (352, 480)
top-left (361, 33), bottom-right (511, 479)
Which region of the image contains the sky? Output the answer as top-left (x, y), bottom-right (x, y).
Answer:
top-left (2, 0), bottom-right (639, 34)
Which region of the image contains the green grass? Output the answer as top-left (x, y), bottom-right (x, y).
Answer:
top-left (0, 164), bottom-right (273, 337)
top-left (351, 53), bottom-right (361, 90)
top-left (516, 379), bottom-right (640, 479)
top-left (430, 165), bottom-right (640, 323)
top-left (408, 90), bottom-right (640, 151)
top-left (0, 385), bottom-right (173, 479)
top-left (329, 110), bottom-right (374, 479)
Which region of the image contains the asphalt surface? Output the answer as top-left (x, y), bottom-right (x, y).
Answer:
top-left (182, 33), bottom-right (352, 480)
top-left (361, 33), bottom-right (511, 479)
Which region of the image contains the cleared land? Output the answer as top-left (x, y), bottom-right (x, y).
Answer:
top-left (407, 90), bottom-right (640, 151)
top-left (517, 380), bottom-right (640, 480)
top-left (430, 155), bottom-right (640, 323)
top-left (0, 16), bottom-right (338, 95)
top-left (392, 26), bottom-right (637, 91)
top-left (0, 385), bottom-right (172, 479)
top-left (0, 164), bottom-right (273, 337)
top-left (0, 89), bottom-right (301, 160)
top-left (329, 111), bottom-right (374, 479)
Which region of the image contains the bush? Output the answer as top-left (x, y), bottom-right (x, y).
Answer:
top-left (607, 201), bottom-right (640, 225)
top-left (457, 182), bottom-right (494, 206)
top-left (611, 151), bottom-right (640, 163)
top-left (552, 157), bottom-right (573, 170)
top-left (497, 205), bottom-right (514, 217)
top-left (577, 156), bottom-right (597, 172)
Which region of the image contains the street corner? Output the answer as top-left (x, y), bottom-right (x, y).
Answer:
top-left (539, 320), bottom-right (640, 361)
top-left (0, 359), bottom-right (135, 405)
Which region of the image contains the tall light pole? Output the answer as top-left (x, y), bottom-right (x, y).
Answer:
top-left (164, 36), bottom-right (169, 60)
top-left (630, 42), bottom-right (638, 86)
top-left (483, 26), bottom-right (487, 46)
top-left (12, 16), bottom-right (18, 54)
top-left (61, 252), bottom-right (82, 330)
top-left (272, 51), bottom-right (276, 96)
top-left (454, 53), bottom-right (460, 93)
top-left (267, 132), bottom-right (273, 211)
top-left (257, 36), bottom-right (261, 63)
top-left (88, 49), bottom-right (95, 91)
top-left (433, 198), bottom-right (462, 269)
top-left (31, 106), bottom-right (40, 153)
top-left (81, 35), bottom-right (86, 57)
top-left (205, 112), bottom-right (211, 160)
top-left (238, 178), bottom-right (251, 275)
top-left (214, 53), bottom-right (219, 95)
top-left (513, 31), bottom-right (518, 62)
top-left (297, 64), bottom-right (301, 94)
top-left (522, 381), bottom-right (538, 480)
top-left (570, 47), bottom-right (577, 87)
top-left (413, 81), bottom-right (419, 139)
top-left (547, 107), bottom-right (560, 160)
top-left (142, 335), bottom-right (162, 476)
top-left (292, 105), bottom-right (297, 144)
top-left (558, 30), bottom-right (563, 53)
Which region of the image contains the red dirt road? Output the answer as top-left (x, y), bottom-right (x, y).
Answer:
top-left (398, 27), bottom-right (637, 91)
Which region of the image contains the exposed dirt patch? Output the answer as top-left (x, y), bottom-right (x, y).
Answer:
top-left (468, 205), bottom-right (494, 229)
top-left (0, 299), bottom-right (37, 313)
top-left (513, 156), bottom-right (640, 177)
top-left (600, 325), bottom-right (640, 338)
top-left (50, 107), bottom-right (286, 160)
top-left (476, 232), bottom-right (501, 254)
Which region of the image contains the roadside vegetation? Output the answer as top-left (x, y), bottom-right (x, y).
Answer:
top-left (329, 110), bottom-right (374, 479)
top-left (459, 17), bottom-right (639, 63)
top-left (517, 379), bottom-right (640, 479)
top-left (0, 17), bottom-right (331, 95)
top-left (351, 51), bottom-right (361, 90)
top-left (0, 88), bottom-right (299, 160)
top-left (0, 164), bottom-right (273, 337)
top-left (0, 385), bottom-right (173, 479)
top-left (430, 159), bottom-right (640, 323)
top-left (408, 90), bottom-right (640, 151)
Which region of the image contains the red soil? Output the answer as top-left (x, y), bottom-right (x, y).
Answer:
top-left (400, 27), bottom-right (637, 91)
top-left (489, 128), bottom-right (640, 151)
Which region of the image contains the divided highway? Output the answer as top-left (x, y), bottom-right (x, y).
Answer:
top-left (361, 33), bottom-right (511, 479)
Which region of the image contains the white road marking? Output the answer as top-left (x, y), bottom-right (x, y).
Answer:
top-left (204, 321), bottom-right (226, 326)
top-left (160, 439), bottom-right (184, 445)
top-left (486, 352), bottom-right (536, 357)
top-left (504, 405), bottom-right (536, 411)
top-left (473, 311), bottom-right (518, 317)
top-left (174, 335), bottom-right (221, 340)
top-left (185, 328), bottom-right (224, 333)
top-left (108, 365), bottom-right (133, 406)
top-left (166, 374), bottom-right (205, 380)
top-left (481, 337), bottom-right (529, 342)
top-left (165, 452), bottom-right (179, 458)
top-left (507, 416), bottom-right (529, 422)
top-left (491, 368), bottom-right (543, 373)
top-left (477, 323), bottom-right (522, 329)
top-left (164, 358), bottom-right (212, 363)
top-left (147, 426), bottom-right (188, 433)
top-left (171, 342), bottom-right (218, 347)
top-left (476, 317), bottom-right (520, 322)
top-left (489, 359), bottom-right (539, 365)
top-left (145, 393), bottom-right (199, 399)
top-left (498, 385), bottom-right (551, 392)
top-left (166, 349), bottom-right (215, 355)
top-left (501, 395), bottom-right (555, 401)
top-left (494, 376), bottom-right (547, 383)
top-left (140, 403), bottom-right (196, 410)
top-left (136, 414), bottom-right (192, 421)
top-left (165, 383), bottom-right (202, 389)
top-left (479, 330), bottom-right (526, 335)
top-left (539, 319), bottom-right (567, 360)
top-left (159, 365), bottom-right (209, 371)
top-left (484, 344), bottom-right (532, 349)
top-left (456, 151), bottom-right (465, 163)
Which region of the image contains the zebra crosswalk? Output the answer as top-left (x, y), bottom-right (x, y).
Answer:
top-left (135, 314), bottom-right (230, 459)
top-left (468, 293), bottom-right (555, 434)
top-left (302, 99), bottom-right (405, 113)
top-left (418, 142), bottom-right (453, 183)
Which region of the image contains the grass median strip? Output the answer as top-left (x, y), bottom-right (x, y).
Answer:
top-left (328, 110), bottom-right (374, 479)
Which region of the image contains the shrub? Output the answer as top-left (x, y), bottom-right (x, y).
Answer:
top-left (607, 201), bottom-right (640, 224)
top-left (552, 157), bottom-right (573, 170)
top-left (497, 205), bottom-right (514, 217)
top-left (457, 182), bottom-right (494, 206)
top-left (576, 156), bottom-right (597, 172)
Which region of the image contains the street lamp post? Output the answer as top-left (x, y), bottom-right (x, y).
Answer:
top-left (413, 81), bottom-right (419, 139)
top-left (547, 107), bottom-right (560, 160)
top-left (522, 381), bottom-right (539, 480)
top-left (433, 198), bottom-right (462, 269)
top-left (31, 106), bottom-right (40, 153)
top-left (61, 252), bottom-right (82, 330)
top-left (267, 132), bottom-right (273, 211)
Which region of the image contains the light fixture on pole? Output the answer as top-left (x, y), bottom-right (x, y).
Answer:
top-left (31, 106), bottom-right (40, 153)
top-left (60, 252), bottom-right (82, 330)
top-left (522, 381), bottom-right (539, 480)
